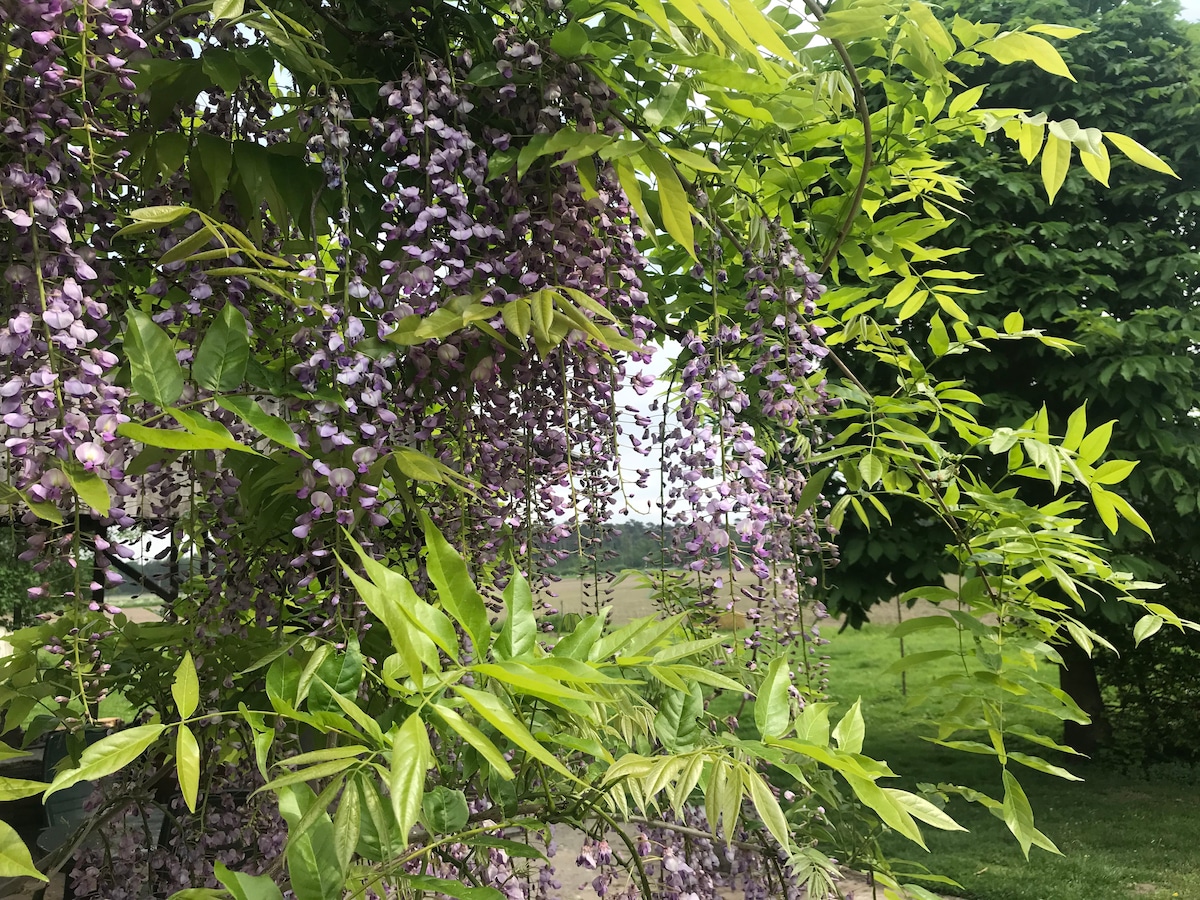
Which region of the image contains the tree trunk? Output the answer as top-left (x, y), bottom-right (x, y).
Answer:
top-left (1059, 639), bottom-right (1112, 754)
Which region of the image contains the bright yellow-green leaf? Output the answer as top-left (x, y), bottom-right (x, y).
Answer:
top-left (0, 820), bottom-right (45, 881)
top-left (753, 657), bottom-right (790, 738)
top-left (1134, 613), bottom-right (1164, 646)
top-left (977, 32), bottom-right (1075, 82)
top-left (746, 770), bottom-right (791, 850)
top-left (1063, 404), bottom-right (1087, 451)
top-left (0, 777), bottom-right (48, 801)
top-left (172, 651), bottom-right (200, 719)
top-left (1102, 131), bottom-right (1178, 178)
top-left (212, 0), bottom-right (245, 20)
top-left (1018, 121), bottom-right (1045, 164)
top-left (725, 0), bottom-right (797, 63)
top-left (430, 703), bottom-right (515, 780)
top-left (1108, 491), bottom-right (1153, 536)
top-left (692, 0), bottom-right (758, 58)
top-left (390, 713), bottom-right (431, 848)
top-left (46, 725), bottom-right (166, 798)
top-left (454, 685), bottom-right (576, 780)
top-left (1026, 23), bottom-right (1088, 39)
top-left (65, 468), bottom-right (111, 516)
top-left (1078, 419), bottom-right (1116, 466)
top-left (1078, 140), bottom-right (1111, 186)
top-left (928, 312), bottom-right (950, 357)
top-left (832, 698), bottom-right (865, 755)
top-left (948, 83), bottom-right (986, 120)
top-left (1092, 458), bottom-right (1137, 485)
top-left (1040, 133), bottom-right (1071, 203)
top-left (641, 148), bottom-right (696, 260)
top-left (883, 788), bottom-right (968, 831)
top-left (1092, 486), bottom-right (1119, 534)
top-left (176, 724), bottom-right (201, 813)
top-left (908, 1), bottom-right (956, 60)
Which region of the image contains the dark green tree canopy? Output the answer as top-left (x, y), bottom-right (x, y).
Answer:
top-left (825, 0), bottom-right (1200, 624)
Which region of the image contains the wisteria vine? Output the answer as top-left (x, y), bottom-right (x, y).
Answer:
top-left (1, 0), bottom-right (841, 895)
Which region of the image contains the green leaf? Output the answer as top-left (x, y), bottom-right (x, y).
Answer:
top-left (1040, 133), bottom-right (1071, 204)
top-left (192, 133), bottom-right (234, 210)
top-left (115, 205), bottom-right (194, 235)
top-left (846, 775), bottom-right (925, 847)
top-left (0, 777), bottom-right (49, 801)
top-left (615, 158), bottom-right (656, 244)
top-left (332, 778), bottom-right (361, 874)
top-left (641, 147), bottom-right (696, 260)
top-left (172, 650), bottom-right (200, 719)
top-left (308, 640), bottom-right (364, 713)
top-left (655, 683), bottom-right (703, 751)
top-left (65, 467), bottom-right (111, 515)
top-left (211, 0), bottom-right (245, 19)
top-left (194, 304), bottom-right (251, 392)
top-left (1078, 419), bottom-right (1116, 466)
top-left (501, 298), bottom-right (532, 344)
top-left (746, 770), bottom-right (791, 851)
top-left (1007, 752), bottom-right (1081, 781)
top-left (1103, 131), bottom-right (1178, 178)
top-left (216, 395), bottom-right (305, 454)
top-left (858, 454), bottom-right (883, 488)
top-left (496, 569), bottom-right (535, 660)
top-left (125, 309), bottom-right (184, 407)
top-left (1092, 459), bottom-right (1137, 485)
top-left (883, 789), bottom-right (967, 831)
top-left (644, 83), bottom-right (689, 130)
top-left (928, 312), bottom-right (949, 357)
top-left (548, 20), bottom-right (589, 56)
top-left (725, 0), bottom-right (798, 62)
top-left (430, 703), bottom-right (515, 780)
top-left (420, 513), bottom-right (490, 655)
top-left (422, 785), bottom-right (469, 832)
top-left (1002, 769), bottom-right (1059, 858)
top-left (754, 657), bottom-right (790, 739)
top-left (354, 772), bottom-right (400, 862)
top-left (176, 724), bottom-right (201, 813)
top-left (1108, 491), bottom-right (1152, 536)
top-left (214, 861), bottom-right (284, 900)
top-left (276, 785), bottom-right (344, 900)
top-left (45, 724), bottom-right (166, 797)
top-left (158, 224), bottom-right (219, 266)
top-left (406, 875), bottom-right (505, 900)
top-left (0, 819), bottom-right (46, 881)
top-left (1063, 404), bottom-right (1087, 452)
top-left (1133, 613), bottom-right (1164, 646)
top-left (454, 685), bottom-right (575, 779)
top-left (1079, 139), bottom-right (1111, 186)
top-left (118, 421), bottom-right (241, 453)
top-left (977, 32), bottom-right (1075, 81)
top-left (390, 713), bottom-right (431, 848)
top-left (1026, 24), bottom-right (1088, 38)
top-left (832, 699), bottom-right (865, 755)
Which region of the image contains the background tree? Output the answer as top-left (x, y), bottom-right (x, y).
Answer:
top-left (821, 0), bottom-right (1200, 753)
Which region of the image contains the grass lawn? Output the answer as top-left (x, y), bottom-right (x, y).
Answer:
top-left (822, 623), bottom-right (1200, 900)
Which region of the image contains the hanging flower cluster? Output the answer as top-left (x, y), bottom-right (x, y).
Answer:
top-left (1, 0), bottom-right (839, 895)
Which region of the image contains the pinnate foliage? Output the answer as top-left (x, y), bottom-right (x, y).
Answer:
top-left (0, 0), bottom-right (1194, 896)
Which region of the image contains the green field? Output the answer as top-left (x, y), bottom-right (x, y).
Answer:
top-left (822, 624), bottom-right (1200, 900)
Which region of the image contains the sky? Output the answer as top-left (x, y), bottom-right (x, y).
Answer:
top-left (1182, 0), bottom-right (1200, 19)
